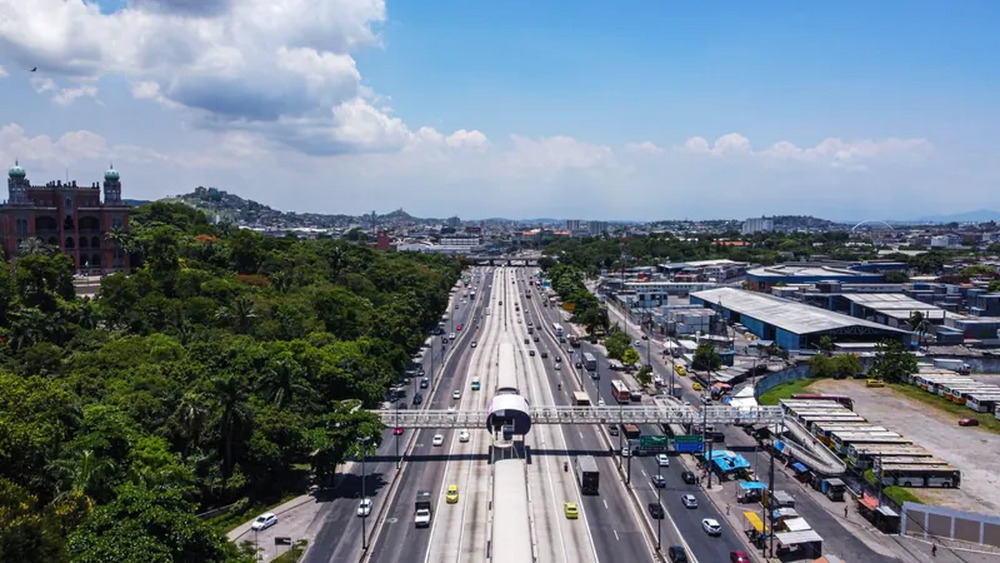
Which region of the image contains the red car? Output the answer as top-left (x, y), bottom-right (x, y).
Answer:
top-left (392, 427), bottom-right (404, 436)
top-left (729, 551), bottom-right (751, 563)
top-left (456, 324), bottom-right (463, 331)
top-left (958, 418), bottom-right (979, 427)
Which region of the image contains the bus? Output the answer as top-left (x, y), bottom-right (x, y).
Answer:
top-left (790, 394), bottom-right (855, 411)
top-left (573, 391), bottom-right (591, 406)
top-left (611, 380), bottom-right (630, 403)
top-left (575, 455), bottom-right (600, 494)
top-left (582, 352), bottom-right (597, 371)
top-left (553, 323), bottom-right (564, 338)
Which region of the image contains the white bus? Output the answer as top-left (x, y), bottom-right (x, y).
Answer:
top-left (611, 380), bottom-right (630, 403)
top-left (553, 323), bottom-right (564, 337)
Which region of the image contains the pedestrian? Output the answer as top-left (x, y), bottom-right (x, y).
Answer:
top-left (932, 542), bottom-right (937, 557)
top-left (844, 506), bottom-right (849, 519)
top-left (726, 503), bottom-right (731, 515)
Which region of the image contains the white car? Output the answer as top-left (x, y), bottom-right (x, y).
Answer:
top-left (450, 333), bottom-right (457, 339)
top-left (459, 430), bottom-right (470, 442)
top-left (250, 512), bottom-right (277, 531)
top-left (681, 494), bottom-right (698, 509)
top-left (452, 390), bottom-right (461, 400)
top-left (701, 518), bottom-right (722, 536)
top-left (554, 363), bottom-right (561, 370)
top-left (621, 446), bottom-right (631, 458)
top-left (656, 454), bottom-right (670, 467)
top-left (598, 398), bottom-right (606, 407)
top-left (432, 434), bottom-right (444, 446)
top-left (357, 498), bottom-right (373, 517)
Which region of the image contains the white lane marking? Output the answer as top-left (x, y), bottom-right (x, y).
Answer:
top-left (603, 499), bottom-right (609, 510)
top-left (579, 430), bottom-right (584, 439)
top-left (613, 529), bottom-right (620, 541)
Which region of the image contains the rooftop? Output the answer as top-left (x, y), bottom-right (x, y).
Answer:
top-left (747, 264), bottom-right (877, 279)
top-left (841, 293), bottom-right (949, 321)
top-left (692, 287), bottom-right (911, 336)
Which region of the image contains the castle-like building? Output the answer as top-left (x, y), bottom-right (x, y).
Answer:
top-left (2, 162), bottom-right (131, 274)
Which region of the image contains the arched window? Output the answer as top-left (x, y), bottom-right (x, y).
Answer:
top-left (65, 236), bottom-right (75, 249)
top-left (79, 237), bottom-right (89, 249)
top-left (91, 236), bottom-right (101, 249)
top-left (64, 216), bottom-right (75, 230)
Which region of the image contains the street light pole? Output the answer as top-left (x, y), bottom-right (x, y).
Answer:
top-left (656, 463), bottom-right (662, 550)
top-left (360, 436), bottom-right (370, 551)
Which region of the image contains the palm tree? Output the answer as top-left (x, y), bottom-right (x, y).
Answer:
top-left (173, 391), bottom-right (210, 457)
top-left (258, 353), bottom-right (313, 409)
top-left (209, 374), bottom-right (251, 476)
top-left (49, 449), bottom-right (116, 503)
top-left (908, 311), bottom-right (930, 350)
top-left (104, 226), bottom-right (133, 253)
top-left (9, 307), bottom-right (49, 350)
top-left (18, 236), bottom-right (47, 256)
top-left (215, 295), bottom-right (257, 334)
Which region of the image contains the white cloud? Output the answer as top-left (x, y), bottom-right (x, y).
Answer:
top-left (505, 135), bottom-right (616, 171)
top-left (0, 0), bottom-right (492, 156)
top-left (0, 65), bottom-right (7, 78)
top-left (623, 141), bottom-right (663, 154)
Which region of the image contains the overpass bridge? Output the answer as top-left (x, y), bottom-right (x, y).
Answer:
top-left (465, 255), bottom-right (542, 267)
top-left (376, 404), bottom-right (784, 430)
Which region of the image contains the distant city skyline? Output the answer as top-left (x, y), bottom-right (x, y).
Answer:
top-left (0, 1), bottom-right (997, 220)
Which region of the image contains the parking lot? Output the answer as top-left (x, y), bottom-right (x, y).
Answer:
top-left (812, 379), bottom-right (1000, 516)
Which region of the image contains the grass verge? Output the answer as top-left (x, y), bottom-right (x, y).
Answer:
top-left (272, 540), bottom-right (308, 562)
top-left (887, 383), bottom-right (1000, 434)
top-left (758, 378), bottom-right (820, 406)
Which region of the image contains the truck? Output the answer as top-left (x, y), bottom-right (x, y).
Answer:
top-left (414, 490), bottom-right (432, 527)
top-left (575, 455), bottom-right (600, 495)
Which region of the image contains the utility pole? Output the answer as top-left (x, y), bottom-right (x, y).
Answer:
top-left (621, 229), bottom-right (628, 341)
top-left (656, 462), bottom-right (663, 550)
top-left (768, 416), bottom-right (783, 558)
top-left (394, 404), bottom-right (400, 469)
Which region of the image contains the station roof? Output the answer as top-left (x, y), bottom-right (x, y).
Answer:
top-left (841, 293), bottom-right (948, 321)
top-left (747, 264), bottom-right (875, 280)
top-left (691, 287), bottom-right (912, 337)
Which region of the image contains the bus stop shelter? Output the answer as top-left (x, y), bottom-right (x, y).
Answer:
top-left (774, 530), bottom-right (823, 557)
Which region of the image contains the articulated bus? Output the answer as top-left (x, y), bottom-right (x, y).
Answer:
top-left (611, 380), bottom-right (630, 403)
top-left (789, 394), bottom-right (855, 411)
top-left (582, 352), bottom-right (597, 372)
top-left (553, 323), bottom-right (564, 338)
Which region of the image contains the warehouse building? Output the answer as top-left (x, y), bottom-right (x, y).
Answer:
top-left (690, 287), bottom-right (912, 351)
top-left (746, 264), bottom-right (884, 291)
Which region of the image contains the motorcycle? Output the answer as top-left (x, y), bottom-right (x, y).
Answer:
top-left (557, 383), bottom-right (562, 391)
top-left (563, 461), bottom-right (568, 472)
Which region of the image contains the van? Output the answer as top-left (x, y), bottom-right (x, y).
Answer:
top-left (865, 379), bottom-right (884, 388)
top-left (471, 379), bottom-right (481, 391)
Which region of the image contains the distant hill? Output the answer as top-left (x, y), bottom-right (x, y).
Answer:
top-left (915, 209), bottom-right (1000, 223)
top-left (122, 198), bottom-right (152, 207)
top-left (164, 187), bottom-right (446, 229)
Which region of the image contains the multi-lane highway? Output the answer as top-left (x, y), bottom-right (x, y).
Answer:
top-left (304, 269), bottom-right (493, 563)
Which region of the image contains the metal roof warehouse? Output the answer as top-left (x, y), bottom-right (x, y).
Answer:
top-left (690, 288), bottom-right (912, 351)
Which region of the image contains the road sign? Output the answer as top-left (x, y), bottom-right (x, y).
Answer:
top-left (275, 537), bottom-right (292, 546)
top-left (673, 434), bottom-right (704, 453)
top-left (640, 435), bottom-right (668, 453)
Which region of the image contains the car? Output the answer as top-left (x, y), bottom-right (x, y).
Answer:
top-left (420, 377), bottom-right (430, 388)
top-left (432, 434), bottom-right (444, 446)
top-left (607, 424), bottom-right (618, 436)
top-left (251, 512), bottom-right (277, 531)
top-left (396, 402), bottom-right (408, 410)
top-left (357, 498), bottom-right (373, 517)
top-left (563, 502), bottom-right (579, 519)
top-left (446, 484), bottom-right (459, 504)
top-left (452, 389), bottom-right (461, 400)
top-left (621, 446), bottom-right (631, 458)
top-left (598, 398), bottom-right (605, 406)
top-left (554, 363), bottom-right (561, 370)
top-left (541, 352), bottom-right (548, 358)
top-left (393, 426), bottom-right (404, 436)
top-left (459, 429), bottom-right (470, 442)
top-left (412, 393), bottom-right (423, 405)
top-left (471, 380), bottom-right (481, 391)
top-left (958, 418), bottom-right (980, 426)
top-left (529, 350), bottom-right (536, 356)
top-left (647, 502), bottom-right (665, 519)
top-left (471, 341), bottom-right (477, 348)
top-left (575, 361), bottom-right (582, 369)
top-left (667, 546), bottom-right (688, 562)
top-left (456, 324), bottom-right (463, 331)
top-left (533, 336), bottom-right (539, 342)
top-left (730, 551), bottom-right (751, 563)
top-left (681, 471), bottom-right (697, 484)
top-left (681, 494), bottom-right (698, 509)
top-left (449, 333), bottom-right (457, 339)
top-left (524, 338), bottom-right (530, 344)
top-left (635, 340), bottom-right (642, 346)
top-left (656, 454), bottom-right (670, 467)
top-left (641, 334), bottom-right (649, 340)
top-left (555, 356), bottom-right (562, 363)
top-left (651, 474), bottom-right (666, 488)
top-left (701, 518), bottom-right (722, 536)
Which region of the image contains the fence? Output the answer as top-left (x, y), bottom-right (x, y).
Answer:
top-left (901, 502), bottom-right (1000, 549)
top-left (753, 364), bottom-right (811, 400)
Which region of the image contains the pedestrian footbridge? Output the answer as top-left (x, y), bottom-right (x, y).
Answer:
top-left (375, 404), bottom-right (784, 430)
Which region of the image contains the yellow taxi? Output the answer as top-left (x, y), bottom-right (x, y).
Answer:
top-left (446, 484), bottom-right (459, 504)
top-left (674, 364), bottom-right (687, 376)
top-left (865, 379), bottom-right (885, 388)
top-left (692, 382), bottom-right (703, 391)
top-left (563, 502), bottom-right (579, 519)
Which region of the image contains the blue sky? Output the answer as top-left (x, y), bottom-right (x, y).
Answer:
top-left (0, 0), bottom-right (997, 221)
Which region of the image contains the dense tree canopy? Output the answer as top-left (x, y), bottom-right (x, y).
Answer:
top-left (0, 202), bottom-right (462, 562)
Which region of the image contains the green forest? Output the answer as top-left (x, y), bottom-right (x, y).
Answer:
top-left (0, 202), bottom-right (462, 562)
